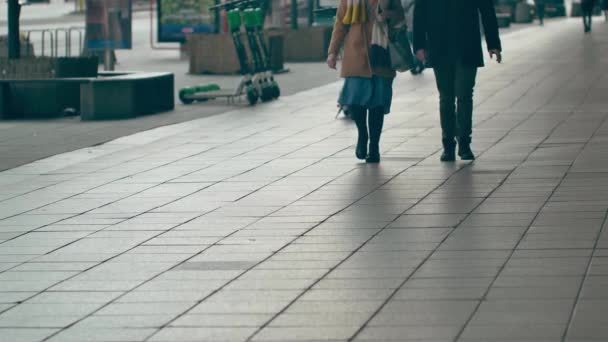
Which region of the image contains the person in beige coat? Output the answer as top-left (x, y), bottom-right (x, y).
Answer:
top-left (327, 0), bottom-right (404, 163)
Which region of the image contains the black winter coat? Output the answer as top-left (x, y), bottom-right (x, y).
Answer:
top-left (413, 0), bottom-right (502, 67)
top-left (581, 0), bottom-right (596, 11)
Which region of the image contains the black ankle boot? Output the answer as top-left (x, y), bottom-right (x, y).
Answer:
top-left (366, 108), bottom-right (384, 164)
top-left (458, 136), bottom-right (475, 160)
top-left (356, 135), bottom-right (368, 160)
top-left (440, 138), bottom-right (456, 162)
top-left (367, 145), bottom-right (380, 163)
top-left (351, 107), bottom-right (368, 160)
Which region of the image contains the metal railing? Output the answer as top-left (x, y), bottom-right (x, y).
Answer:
top-left (24, 27), bottom-right (85, 57)
top-left (24, 29), bottom-right (53, 57)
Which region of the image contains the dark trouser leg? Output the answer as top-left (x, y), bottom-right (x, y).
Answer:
top-left (537, 5), bottom-right (545, 24)
top-left (583, 10), bottom-right (592, 31)
top-left (454, 64), bottom-right (478, 142)
top-left (583, 12), bottom-right (587, 30)
top-left (351, 105), bottom-right (368, 160)
top-left (366, 107), bottom-right (384, 163)
top-left (433, 65), bottom-right (457, 161)
top-left (454, 64), bottom-right (478, 160)
top-left (433, 65), bottom-right (457, 140)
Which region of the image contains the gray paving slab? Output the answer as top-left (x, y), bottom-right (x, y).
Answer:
top-left (1, 17), bottom-right (608, 342)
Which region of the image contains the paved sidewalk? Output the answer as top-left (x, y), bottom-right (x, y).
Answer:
top-left (0, 0), bottom-right (150, 26)
top-left (1, 18), bottom-right (608, 342)
top-left (0, 0), bottom-right (74, 26)
top-left (1, 12), bottom-right (537, 173)
top-left (0, 62), bottom-right (340, 172)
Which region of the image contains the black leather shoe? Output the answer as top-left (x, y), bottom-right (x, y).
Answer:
top-left (366, 109), bottom-right (384, 164)
top-left (366, 145), bottom-right (380, 163)
top-left (458, 137), bottom-right (475, 161)
top-left (366, 153), bottom-right (380, 164)
top-left (440, 150), bottom-right (456, 162)
top-left (351, 107), bottom-right (368, 161)
top-left (356, 136), bottom-right (368, 160)
top-left (440, 138), bottom-right (456, 162)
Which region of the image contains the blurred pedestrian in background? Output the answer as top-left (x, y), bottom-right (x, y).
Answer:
top-left (581, 0), bottom-right (596, 33)
top-left (602, 0), bottom-right (608, 21)
top-left (534, 0), bottom-right (545, 25)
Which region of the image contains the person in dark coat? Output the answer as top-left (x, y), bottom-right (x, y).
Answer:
top-left (601, 0), bottom-right (608, 21)
top-left (581, 0), bottom-right (597, 33)
top-left (535, 0), bottom-right (546, 25)
top-left (413, 0), bottom-right (502, 161)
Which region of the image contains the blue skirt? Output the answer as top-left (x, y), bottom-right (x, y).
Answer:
top-left (338, 75), bottom-right (394, 114)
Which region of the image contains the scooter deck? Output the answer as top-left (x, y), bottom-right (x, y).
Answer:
top-left (185, 90), bottom-right (241, 100)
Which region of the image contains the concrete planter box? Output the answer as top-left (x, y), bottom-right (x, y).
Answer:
top-left (0, 57), bottom-right (98, 80)
top-left (0, 57), bottom-right (55, 79)
top-left (0, 57), bottom-right (174, 120)
top-left (5, 81), bottom-right (81, 119)
top-left (188, 33), bottom-right (242, 75)
top-left (80, 72), bottom-right (174, 121)
top-left (188, 31), bottom-right (285, 75)
top-left (55, 57), bottom-right (98, 78)
top-left (0, 57), bottom-right (99, 118)
top-left (0, 85), bottom-right (6, 119)
top-left (0, 67), bottom-right (174, 120)
top-left (283, 26), bottom-right (332, 62)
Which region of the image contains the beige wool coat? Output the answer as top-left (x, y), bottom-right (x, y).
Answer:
top-left (327, 0), bottom-right (405, 79)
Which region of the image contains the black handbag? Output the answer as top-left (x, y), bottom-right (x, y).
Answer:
top-left (369, 44), bottom-right (392, 70)
top-left (374, 0), bottom-right (415, 73)
top-left (388, 25), bottom-right (415, 72)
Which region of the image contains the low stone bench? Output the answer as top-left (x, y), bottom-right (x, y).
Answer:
top-left (80, 72), bottom-right (174, 120)
top-left (0, 78), bottom-right (87, 119)
top-left (0, 71), bottom-right (174, 120)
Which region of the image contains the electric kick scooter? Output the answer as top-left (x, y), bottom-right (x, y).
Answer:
top-left (243, 5), bottom-right (280, 101)
top-left (179, 2), bottom-right (260, 105)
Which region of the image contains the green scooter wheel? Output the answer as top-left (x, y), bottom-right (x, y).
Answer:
top-left (179, 86), bottom-right (195, 96)
top-left (272, 84), bottom-right (281, 99)
top-left (260, 85), bottom-right (273, 102)
top-left (247, 87), bottom-right (258, 106)
top-left (180, 93), bottom-right (194, 105)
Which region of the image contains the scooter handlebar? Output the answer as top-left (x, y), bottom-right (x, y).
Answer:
top-left (209, 0), bottom-right (260, 11)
